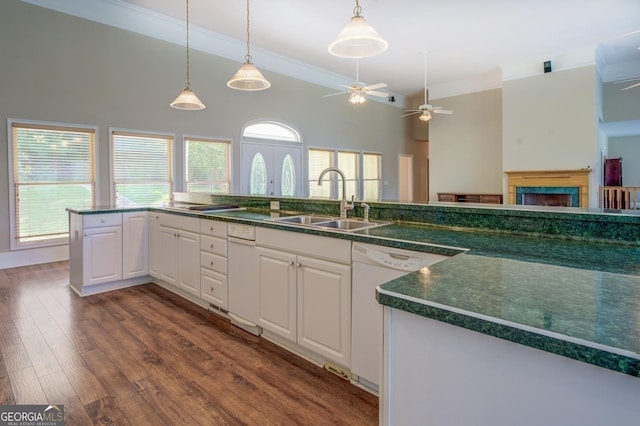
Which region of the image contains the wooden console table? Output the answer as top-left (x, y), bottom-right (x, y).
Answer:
top-left (437, 193), bottom-right (503, 204)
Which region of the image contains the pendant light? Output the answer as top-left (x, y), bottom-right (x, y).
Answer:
top-left (171, 0), bottom-right (205, 110)
top-left (328, 0), bottom-right (388, 59)
top-left (227, 0), bottom-right (271, 91)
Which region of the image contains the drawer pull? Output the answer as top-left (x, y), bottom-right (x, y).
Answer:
top-left (101, 219), bottom-right (106, 223)
top-left (210, 244), bottom-right (214, 249)
top-left (210, 287), bottom-right (214, 292)
top-left (210, 261), bottom-right (214, 266)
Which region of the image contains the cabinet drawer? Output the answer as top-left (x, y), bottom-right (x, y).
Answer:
top-left (200, 219), bottom-right (227, 237)
top-left (200, 252), bottom-right (227, 275)
top-left (159, 213), bottom-right (199, 232)
top-left (84, 213), bottom-right (122, 228)
top-left (201, 269), bottom-right (227, 309)
top-left (201, 235), bottom-right (227, 256)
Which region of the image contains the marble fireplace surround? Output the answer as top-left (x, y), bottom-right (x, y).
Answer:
top-left (506, 170), bottom-right (591, 208)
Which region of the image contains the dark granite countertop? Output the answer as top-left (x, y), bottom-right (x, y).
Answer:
top-left (68, 205), bottom-right (640, 376)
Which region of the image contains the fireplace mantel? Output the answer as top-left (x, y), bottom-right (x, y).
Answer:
top-left (505, 169), bottom-right (591, 207)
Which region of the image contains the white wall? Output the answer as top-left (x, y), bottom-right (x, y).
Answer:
top-left (609, 136), bottom-right (640, 186)
top-left (0, 0), bottom-right (411, 260)
top-left (428, 89), bottom-right (503, 201)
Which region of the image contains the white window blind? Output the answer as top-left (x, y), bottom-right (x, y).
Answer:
top-left (363, 152), bottom-right (382, 201)
top-left (10, 121), bottom-right (95, 247)
top-left (185, 137), bottom-right (231, 193)
top-left (112, 131), bottom-right (173, 207)
top-left (308, 148), bottom-right (333, 198)
top-left (338, 150), bottom-right (359, 200)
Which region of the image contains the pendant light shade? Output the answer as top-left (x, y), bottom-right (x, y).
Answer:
top-left (227, 0), bottom-right (271, 91)
top-left (328, 0), bottom-right (388, 59)
top-left (171, 88), bottom-right (206, 110)
top-left (171, 0), bottom-right (205, 110)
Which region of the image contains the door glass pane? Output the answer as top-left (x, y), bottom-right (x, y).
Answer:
top-left (250, 153), bottom-right (267, 195)
top-left (281, 154), bottom-right (295, 197)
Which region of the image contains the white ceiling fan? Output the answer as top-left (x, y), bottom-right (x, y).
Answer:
top-left (323, 61), bottom-right (388, 105)
top-left (401, 52), bottom-right (453, 122)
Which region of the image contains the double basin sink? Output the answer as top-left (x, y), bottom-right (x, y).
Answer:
top-left (271, 214), bottom-right (390, 232)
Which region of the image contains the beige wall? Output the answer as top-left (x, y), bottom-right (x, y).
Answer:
top-left (502, 66), bottom-right (599, 205)
top-left (427, 89), bottom-right (503, 201)
top-left (0, 0), bottom-right (411, 257)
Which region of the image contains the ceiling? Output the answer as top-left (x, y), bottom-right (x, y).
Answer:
top-left (25, 0), bottom-right (640, 101)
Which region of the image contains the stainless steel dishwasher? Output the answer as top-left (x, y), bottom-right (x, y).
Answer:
top-left (227, 223), bottom-right (261, 335)
top-left (351, 242), bottom-right (448, 392)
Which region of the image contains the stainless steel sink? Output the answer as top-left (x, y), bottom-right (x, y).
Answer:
top-left (274, 215), bottom-right (335, 225)
top-left (272, 215), bottom-right (390, 232)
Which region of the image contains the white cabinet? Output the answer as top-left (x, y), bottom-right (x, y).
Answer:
top-left (256, 228), bottom-right (352, 368)
top-left (156, 214), bottom-right (200, 297)
top-left (69, 212), bottom-right (123, 295)
top-left (122, 211), bottom-right (148, 279)
top-left (200, 219), bottom-right (228, 309)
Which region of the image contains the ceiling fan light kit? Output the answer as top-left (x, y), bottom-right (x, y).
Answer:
top-left (328, 0), bottom-right (388, 59)
top-left (227, 0), bottom-right (271, 91)
top-left (171, 0), bottom-right (205, 110)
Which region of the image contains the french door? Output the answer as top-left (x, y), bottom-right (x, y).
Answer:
top-left (241, 142), bottom-right (302, 197)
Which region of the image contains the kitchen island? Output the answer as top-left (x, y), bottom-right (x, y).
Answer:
top-left (68, 196), bottom-right (640, 425)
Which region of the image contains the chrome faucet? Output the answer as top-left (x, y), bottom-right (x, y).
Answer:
top-left (317, 167), bottom-right (354, 218)
top-left (361, 202), bottom-right (370, 222)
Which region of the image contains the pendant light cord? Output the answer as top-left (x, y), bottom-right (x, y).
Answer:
top-left (245, 0), bottom-right (252, 63)
top-left (185, 0), bottom-right (192, 89)
top-left (353, 0), bottom-right (362, 16)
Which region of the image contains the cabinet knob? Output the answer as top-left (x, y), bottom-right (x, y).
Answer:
top-left (210, 261), bottom-right (214, 266)
top-left (210, 227), bottom-right (214, 231)
top-left (297, 262), bottom-right (302, 268)
top-left (289, 260), bottom-right (294, 266)
top-left (210, 287), bottom-right (214, 292)
top-left (101, 219), bottom-right (106, 223)
top-left (210, 244), bottom-right (214, 249)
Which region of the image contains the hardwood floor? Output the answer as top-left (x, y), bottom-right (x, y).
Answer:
top-left (0, 261), bottom-right (378, 425)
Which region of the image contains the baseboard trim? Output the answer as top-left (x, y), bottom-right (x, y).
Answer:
top-left (0, 245), bottom-right (69, 270)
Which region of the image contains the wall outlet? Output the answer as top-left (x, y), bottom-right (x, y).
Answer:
top-left (270, 201), bottom-right (280, 210)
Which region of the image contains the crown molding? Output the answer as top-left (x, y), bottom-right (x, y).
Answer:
top-left (20, 0), bottom-right (407, 108)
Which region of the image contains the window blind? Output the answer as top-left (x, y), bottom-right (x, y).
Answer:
top-left (308, 148), bottom-right (333, 198)
top-left (185, 137), bottom-right (231, 193)
top-left (112, 131), bottom-right (173, 206)
top-left (338, 150), bottom-right (359, 200)
top-left (11, 122), bottom-right (95, 245)
top-left (363, 152), bottom-right (382, 201)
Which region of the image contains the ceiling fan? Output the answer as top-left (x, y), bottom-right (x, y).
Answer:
top-left (401, 52), bottom-right (453, 122)
top-left (323, 62), bottom-right (388, 105)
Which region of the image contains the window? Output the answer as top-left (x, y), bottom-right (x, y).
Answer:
top-left (363, 152), bottom-right (382, 201)
top-left (112, 130), bottom-right (173, 207)
top-left (308, 148), bottom-right (333, 198)
top-left (309, 148), bottom-right (382, 200)
top-left (243, 121), bottom-right (301, 142)
top-left (184, 137), bottom-right (231, 193)
top-left (9, 120), bottom-right (96, 248)
top-left (338, 150), bottom-right (359, 201)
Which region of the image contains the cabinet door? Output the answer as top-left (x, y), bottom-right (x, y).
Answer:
top-left (123, 212), bottom-right (148, 279)
top-left (297, 255), bottom-right (351, 367)
top-left (83, 226), bottom-right (123, 286)
top-left (177, 230), bottom-right (200, 296)
top-left (257, 247), bottom-right (297, 342)
top-left (159, 226), bottom-right (178, 286)
top-left (148, 213), bottom-right (162, 278)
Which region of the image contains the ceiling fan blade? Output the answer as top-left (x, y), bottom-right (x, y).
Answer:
top-left (367, 90), bottom-right (389, 98)
top-left (322, 91), bottom-right (346, 98)
top-left (432, 109), bottom-right (454, 114)
top-left (400, 111), bottom-right (421, 118)
top-left (364, 82), bottom-right (387, 91)
top-left (621, 81), bottom-right (640, 91)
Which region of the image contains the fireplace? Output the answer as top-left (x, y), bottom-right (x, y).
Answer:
top-left (505, 170), bottom-right (591, 208)
top-left (516, 186), bottom-right (579, 207)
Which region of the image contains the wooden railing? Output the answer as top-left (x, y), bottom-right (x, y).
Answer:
top-left (599, 186), bottom-right (640, 210)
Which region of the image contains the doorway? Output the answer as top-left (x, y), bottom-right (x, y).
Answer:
top-left (398, 154), bottom-right (413, 203)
